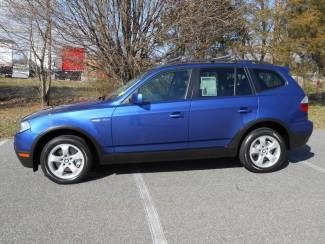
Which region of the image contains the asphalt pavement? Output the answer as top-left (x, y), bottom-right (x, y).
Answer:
top-left (0, 130), bottom-right (324, 243)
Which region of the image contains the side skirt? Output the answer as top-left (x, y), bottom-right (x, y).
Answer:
top-left (100, 147), bottom-right (237, 165)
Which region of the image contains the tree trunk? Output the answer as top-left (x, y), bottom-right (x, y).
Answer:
top-left (46, 8), bottom-right (52, 106)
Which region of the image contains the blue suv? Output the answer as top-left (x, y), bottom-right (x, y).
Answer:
top-left (14, 60), bottom-right (313, 184)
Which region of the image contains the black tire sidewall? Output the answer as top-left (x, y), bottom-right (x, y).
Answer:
top-left (239, 128), bottom-right (287, 173)
top-left (40, 136), bottom-right (92, 184)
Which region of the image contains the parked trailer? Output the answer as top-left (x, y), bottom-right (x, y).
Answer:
top-left (55, 47), bottom-right (85, 80)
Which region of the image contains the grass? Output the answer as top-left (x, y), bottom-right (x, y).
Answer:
top-left (0, 103), bottom-right (41, 138)
top-left (0, 77), bottom-right (115, 138)
top-left (0, 77), bottom-right (325, 138)
top-left (309, 104), bottom-right (325, 129)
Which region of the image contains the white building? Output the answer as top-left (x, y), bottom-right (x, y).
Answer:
top-left (0, 39), bottom-right (15, 76)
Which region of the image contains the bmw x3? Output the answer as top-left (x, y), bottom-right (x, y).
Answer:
top-left (14, 60), bottom-right (313, 184)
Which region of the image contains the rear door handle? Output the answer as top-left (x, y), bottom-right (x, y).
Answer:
top-left (238, 107), bottom-right (252, 113)
top-left (169, 112), bottom-right (184, 119)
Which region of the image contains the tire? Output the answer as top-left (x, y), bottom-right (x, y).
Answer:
top-left (239, 127), bottom-right (287, 173)
top-left (40, 135), bottom-right (93, 184)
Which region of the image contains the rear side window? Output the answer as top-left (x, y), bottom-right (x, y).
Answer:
top-left (251, 69), bottom-right (286, 92)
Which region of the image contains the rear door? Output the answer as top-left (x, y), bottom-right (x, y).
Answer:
top-left (188, 66), bottom-right (258, 149)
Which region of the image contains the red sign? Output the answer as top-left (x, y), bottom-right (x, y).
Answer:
top-left (61, 47), bottom-right (85, 71)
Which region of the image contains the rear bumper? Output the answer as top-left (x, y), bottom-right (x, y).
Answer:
top-left (290, 132), bottom-right (312, 149)
top-left (289, 120), bottom-right (313, 149)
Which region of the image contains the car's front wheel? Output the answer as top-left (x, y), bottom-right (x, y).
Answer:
top-left (239, 127), bottom-right (287, 172)
top-left (40, 135), bottom-right (92, 184)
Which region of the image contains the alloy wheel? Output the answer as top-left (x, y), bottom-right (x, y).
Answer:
top-left (249, 135), bottom-right (281, 168)
top-left (47, 143), bottom-right (85, 180)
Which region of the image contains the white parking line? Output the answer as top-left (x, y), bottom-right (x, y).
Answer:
top-left (0, 140), bottom-right (8, 147)
top-left (133, 173), bottom-right (168, 244)
top-left (301, 161), bottom-right (325, 174)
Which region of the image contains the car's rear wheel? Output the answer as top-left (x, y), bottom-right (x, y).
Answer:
top-left (40, 135), bottom-right (92, 184)
top-left (239, 127), bottom-right (287, 172)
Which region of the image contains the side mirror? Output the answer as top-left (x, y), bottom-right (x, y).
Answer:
top-left (130, 93), bottom-right (143, 105)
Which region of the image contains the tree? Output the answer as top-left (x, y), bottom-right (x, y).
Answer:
top-left (53, 0), bottom-right (166, 84)
top-left (235, 0), bottom-right (275, 62)
top-left (281, 0), bottom-right (324, 98)
top-left (270, 0), bottom-right (290, 65)
top-left (286, 0), bottom-right (325, 74)
top-left (1, 0), bottom-right (54, 106)
top-left (162, 0), bottom-right (245, 59)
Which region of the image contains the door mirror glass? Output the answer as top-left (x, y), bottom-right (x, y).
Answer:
top-left (130, 93), bottom-right (143, 105)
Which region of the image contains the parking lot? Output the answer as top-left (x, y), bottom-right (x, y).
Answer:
top-left (0, 130), bottom-right (324, 243)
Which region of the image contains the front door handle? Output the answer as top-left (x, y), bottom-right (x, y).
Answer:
top-left (169, 112), bottom-right (184, 119)
top-left (238, 107), bottom-right (252, 113)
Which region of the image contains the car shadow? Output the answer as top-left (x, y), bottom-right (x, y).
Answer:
top-left (288, 145), bottom-right (315, 163)
top-left (84, 145), bottom-right (315, 183)
top-left (84, 157), bottom-right (242, 183)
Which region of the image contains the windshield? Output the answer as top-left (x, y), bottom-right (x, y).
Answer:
top-left (107, 72), bottom-right (148, 100)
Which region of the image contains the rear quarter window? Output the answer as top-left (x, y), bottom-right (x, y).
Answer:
top-left (251, 69), bottom-right (286, 92)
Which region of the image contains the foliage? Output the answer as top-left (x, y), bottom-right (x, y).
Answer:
top-left (286, 0), bottom-right (325, 75)
top-left (162, 0), bottom-right (246, 59)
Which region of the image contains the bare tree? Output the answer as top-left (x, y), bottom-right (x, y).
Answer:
top-left (53, 0), bottom-right (166, 85)
top-left (162, 0), bottom-right (245, 59)
top-left (1, 0), bottom-right (54, 106)
top-left (234, 0), bottom-right (278, 62)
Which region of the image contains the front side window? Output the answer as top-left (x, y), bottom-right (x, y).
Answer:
top-left (251, 69), bottom-right (286, 92)
top-left (138, 69), bottom-right (191, 103)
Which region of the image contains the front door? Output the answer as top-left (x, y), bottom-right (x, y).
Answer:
top-left (112, 69), bottom-right (192, 153)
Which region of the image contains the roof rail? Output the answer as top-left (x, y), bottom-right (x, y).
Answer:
top-left (163, 57), bottom-right (210, 65)
top-left (209, 55), bottom-right (236, 63)
top-left (160, 56), bottom-right (269, 66)
top-left (163, 57), bottom-right (236, 65)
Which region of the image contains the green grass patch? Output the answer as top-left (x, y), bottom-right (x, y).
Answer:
top-left (0, 103), bottom-right (41, 138)
top-left (0, 77), bottom-right (117, 138)
top-left (309, 104), bottom-right (325, 129)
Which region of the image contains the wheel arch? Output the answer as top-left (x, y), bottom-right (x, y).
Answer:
top-left (31, 126), bottom-right (102, 171)
top-left (229, 119), bottom-right (291, 155)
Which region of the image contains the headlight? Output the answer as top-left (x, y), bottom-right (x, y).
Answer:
top-left (19, 121), bottom-right (30, 132)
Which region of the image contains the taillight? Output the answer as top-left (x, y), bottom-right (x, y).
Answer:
top-left (300, 96), bottom-right (309, 113)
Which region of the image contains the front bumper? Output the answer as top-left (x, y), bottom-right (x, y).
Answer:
top-left (14, 139), bottom-right (33, 168)
top-left (15, 151), bottom-right (33, 168)
top-left (14, 130), bottom-right (36, 169)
